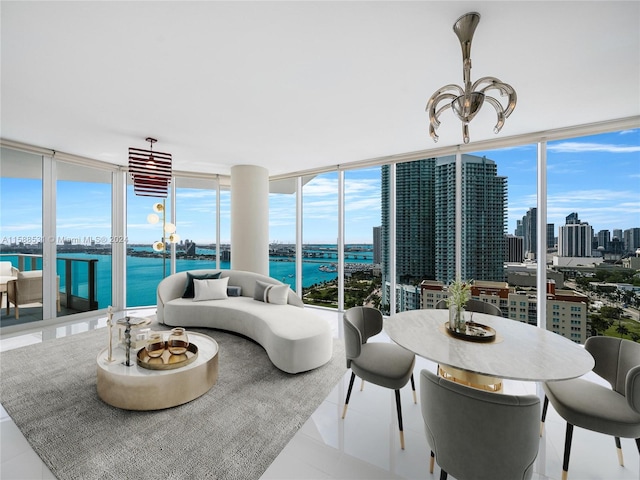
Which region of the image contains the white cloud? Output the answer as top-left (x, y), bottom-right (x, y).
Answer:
top-left (548, 189), bottom-right (636, 204)
top-left (302, 177), bottom-right (338, 197)
top-left (545, 189), bottom-right (640, 231)
top-left (176, 190), bottom-right (216, 200)
top-left (0, 222), bottom-right (43, 232)
top-left (548, 142), bottom-right (640, 154)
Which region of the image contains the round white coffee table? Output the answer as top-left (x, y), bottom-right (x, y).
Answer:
top-left (96, 331), bottom-right (218, 410)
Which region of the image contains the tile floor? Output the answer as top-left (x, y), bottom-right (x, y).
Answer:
top-left (1, 307), bottom-right (639, 480)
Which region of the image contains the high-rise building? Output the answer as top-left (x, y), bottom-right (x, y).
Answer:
top-left (624, 228), bottom-right (640, 253)
top-left (522, 208), bottom-right (537, 259)
top-left (381, 159), bottom-right (436, 287)
top-left (372, 226), bottom-right (382, 265)
top-left (514, 212), bottom-right (554, 253)
top-left (381, 154), bottom-right (506, 309)
top-left (547, 223), bottom-right (555, 250)
top-left (514, 219), bottom-right (523, 237)
top-left (566, 212), bottom-right (580, 224)
top-left (506, 235), bottom-right (524, 262)
top-left (436, 155), bottom-right (507, 283)
top-left (597, 229), bottom-right (610, 250)
top-left (558, 213), bottom-right (593, 257)
top-left (610, 237), bottom-right (624, 255)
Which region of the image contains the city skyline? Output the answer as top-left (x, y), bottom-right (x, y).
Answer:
top-left (1, 129), bottom-right (639, 245)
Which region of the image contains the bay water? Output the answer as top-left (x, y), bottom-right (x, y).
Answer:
top-left (3, 245), bottom-right (372, 309)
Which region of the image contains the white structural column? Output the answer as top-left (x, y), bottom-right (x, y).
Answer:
top-left (42, 154), bottom-right (57, 320)
top-left (112, 168), bottom-right (127, 311)
top-left (536, 141), bottom-right (548, 329)
top-left (230, 165), bottom-right (269, 275)
top-left (295, 176), bottom-right (303, 295)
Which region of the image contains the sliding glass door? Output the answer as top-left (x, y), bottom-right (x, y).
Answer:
top-left (302, 172), bottom-right (338, 307)
top-left (56, 161), bottom-right (112, 316)
top-left (0, 147), bottom-right (44, 326)
top-left (268, 182), bottom-right (297, 290)
top-left (344, 167), bottom-right (381, 309)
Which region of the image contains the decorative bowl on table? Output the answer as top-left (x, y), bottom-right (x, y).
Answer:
top-left (137, 341), bottom-right (199, 370)
top-left (445, 321), bottom-right (496, 343)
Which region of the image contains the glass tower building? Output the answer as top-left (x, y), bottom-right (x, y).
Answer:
top-left (449, 155), bottom-right (507, 284)
top-left (381, 154), bottom-right (507, 310)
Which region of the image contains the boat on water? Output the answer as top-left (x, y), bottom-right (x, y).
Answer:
top-left (319, 264), bottom-right (338, 273)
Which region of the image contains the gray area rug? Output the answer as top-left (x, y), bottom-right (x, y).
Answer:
top-left (0, 325), bottom-right (346, 480)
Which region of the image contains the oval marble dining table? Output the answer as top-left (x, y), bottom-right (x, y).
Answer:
top-left (385, 309), bottom-right (594, 382)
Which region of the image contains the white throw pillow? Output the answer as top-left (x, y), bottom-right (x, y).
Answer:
top-left (193, 277), bottom-right (229, 301)
top-left (264, 284), bottom-right (289, 305)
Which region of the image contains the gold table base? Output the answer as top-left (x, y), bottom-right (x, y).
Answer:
top-left (438, 364), bottom-right (503, 393)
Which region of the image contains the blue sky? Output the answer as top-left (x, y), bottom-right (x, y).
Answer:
top-left (1, 129), bottom-right (639, 245)
top-left (270, 129), bottom-right (640, 244)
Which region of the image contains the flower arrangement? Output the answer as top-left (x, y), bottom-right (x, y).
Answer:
top-left (446, 279), bottom-right (472, 331)
top-left (446, 278), bottom-right (472, 311)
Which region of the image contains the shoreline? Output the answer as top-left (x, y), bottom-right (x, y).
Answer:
top-left (0, 247), bottom-right (378, 307)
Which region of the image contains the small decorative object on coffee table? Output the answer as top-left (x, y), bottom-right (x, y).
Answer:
top-left (117, 316), bottom-right (152, 349)
top-left (137, 336), bottom-right (199, 370)
top-left (167, 327), bottom-right (189, 355)
top-left (146, 333), bottom-right (166, 358)
top-left (117, 316), bottom-right (151, 366)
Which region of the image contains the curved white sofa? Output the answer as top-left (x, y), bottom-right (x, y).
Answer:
top-left (157, 269), bottom-right (333, 374)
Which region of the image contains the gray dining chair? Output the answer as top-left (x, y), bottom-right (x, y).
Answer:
top-left (435, 297), bottom-right (502, 317)
top-left (342, 306), bottom-right (416, 449)
top-left (541, 336), bottom-right (640, 480)
top-left (420, 368), bottom-right (540, 480)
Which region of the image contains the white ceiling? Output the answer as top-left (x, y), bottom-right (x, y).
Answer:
top-left (1, 1), bottom-right (639, 178)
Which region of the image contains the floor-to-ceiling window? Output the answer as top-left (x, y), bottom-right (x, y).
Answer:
top-left (398, 159), bottom-right (434, 313)
top-left (547, 130), bottom-right (640, 342)
top-left (344, 167), bottom-right (381, 309)
top-left (0, 147), bottom-right (44, 326)
top-left (382, 159), bottom-right (436, 313)
top-left (125, 174), bottom-right (226, 308)
top-left (302, 172), bottom-right (338, 307)
top-left (56, 161), bottom-right (112, 316)
top-left (174, 176), bottom-right (218, 273)
top-left (470, 144), bottom-right (538, 322)
top-left (268, 180), bottom-right (297, 290)
top-left (126, 182), bottom-right (174, 307)
top-left (381, 147), bottom-right (540, 316)
top-left (219, 187), bottom-right (231, 267)
top-left (1, 125), bottom-right (637, 339)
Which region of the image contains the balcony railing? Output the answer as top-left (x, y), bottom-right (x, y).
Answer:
top-left (1, 254), bottom-right (98, 315)
top-left (57, 257), bottom-right (99, 312)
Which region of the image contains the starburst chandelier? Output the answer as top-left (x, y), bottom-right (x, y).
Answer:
top-left (426, 12), bottom-right (517, 144)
